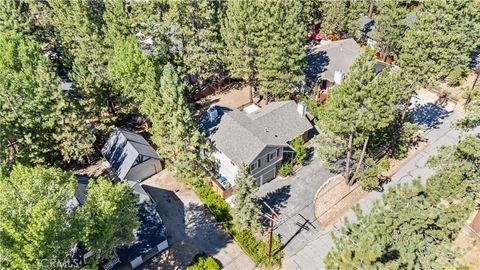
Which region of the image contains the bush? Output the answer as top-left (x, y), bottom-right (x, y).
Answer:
top-left (193, 182), bottom-right (284, 267)
top-left (279, 163), bottom-right (293, 177)
top-left (447, 66), bottom-right (464, 86)
top-left (291, 136), bottom-right (307, 165)
top-left (187, 253), bottom-right (219, 270)
top-left (357, 158), bottom-right (390, 191)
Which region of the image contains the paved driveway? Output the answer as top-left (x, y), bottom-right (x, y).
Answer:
top-left (257, 148), bottom-right (333, 258)
top-left (141, 171), bottom-right (255, 270)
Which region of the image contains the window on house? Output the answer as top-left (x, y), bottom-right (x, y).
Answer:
top-left (250, 163), bottom-right (256, 171)
top-left (267, 155), bottom-right (270, 162)
top-left (257, 159), bottom-right (261, 168)
top-left (276, 149), bottom-right (280, 157)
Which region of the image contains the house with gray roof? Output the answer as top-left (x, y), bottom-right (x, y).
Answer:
top-left (358, 12), bottom-right (418, 47)
top-left (305, 38), bottom-right (389, 101)
top-left (102, 128), bottom-right (163, 182)
top-left (206, 101), bottom-right (313, 188)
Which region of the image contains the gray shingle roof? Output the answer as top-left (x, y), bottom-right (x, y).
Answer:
top-left (102, 128), bottom-right (160, 181)
top-left (209, 101), bottom-right (313, 165)
top-left (246, 101), bottom-right (313, 143)
top-left (305, 38), bottom-right (362, 83)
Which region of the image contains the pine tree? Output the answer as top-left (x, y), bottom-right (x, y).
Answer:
top-left (232, 164), bottom-right (261, 232)
top-left (165, 0), bottom-right (223, 86)
top-left (107, 35), bottom-right (155, 110)
top-left (325, 179), bottom-right (472, 269)
top-left (102, 0), bottom-right (133, 45)
top-left (319, 0), bottom-right (368, 37)
top-left (221, 0), bottom-right (256, 83)
top-left (0, 0), bottom-right (32, 35)
top-left (148, 63), bottom-right (212, 183)
top-left (456, 86), bottom-right (480, 129)
top-left (252, 0), bottom-right (306, 100)
top-left (398, 0), bottom-right (480, 86)
top-left (0, 34), bottom-right (94, 165)
top-left (0, 165), bottom-right (80, 269)
top-left (317, 52), bottom-right (413, 185)
top-left (78, 177), bottom-right (139, 262)
top-left (426, 135), bottom-right (480, 203)
top-left (372, 0), bottom-right (409, 58)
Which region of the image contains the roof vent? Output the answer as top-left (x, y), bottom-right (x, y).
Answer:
top-left (334, 70), bottom-right (344, 84)
top-left (207, 106), bottom-right (218, 122)
top-left (297, 101), bottom-right (307, 117)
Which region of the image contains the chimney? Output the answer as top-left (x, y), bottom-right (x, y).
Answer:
top-left (334, 70), bottom-right (344, 85)
top-left (207, 106), bottom-right (218, 122)
top-left (297, 101), bottom-right (306, 117)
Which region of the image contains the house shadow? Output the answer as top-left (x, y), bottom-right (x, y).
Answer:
top-left (304, 50), bottom-right (329, 85)
top-left (141, 185), bottom-right (229, 269)
top-left (141, 185), bottom-right (186, 245)
top-left (408, 102), bottom-right (450, 129)
top-left (260, 185), bottom-right (291, 226)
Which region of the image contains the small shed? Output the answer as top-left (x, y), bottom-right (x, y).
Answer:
top-left (102, 128), bottom-right (162, 182)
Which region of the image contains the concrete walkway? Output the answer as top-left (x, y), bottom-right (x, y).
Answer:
top-left (141, 171), bottom-right (255, 270)
top-left (282, 92), bottom-right (479, 269)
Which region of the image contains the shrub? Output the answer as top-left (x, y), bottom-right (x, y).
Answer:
top-left (447, 66), bottom-right (464, 86)
top-left (192, 182), bottom-right (283, 267)
top-left (357, 158), bottom-right (390, 191)
top-left (279, 163), bottom-right (293, 177)
top-left (291, 136), bottom-right (307, 165)
top-left (187, 253), bottom-right (219, 270)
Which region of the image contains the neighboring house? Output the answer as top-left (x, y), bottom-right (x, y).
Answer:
top-left (70, 176), bottom-right (169, 270)
top-left (205, 101), bottom-right (313, 189)
top-left (305, 38), bottom-right (389, 101)
top-left (102, 128), bottom-right (163, 182)
top-left (358, 12), bottom-right (418, 48)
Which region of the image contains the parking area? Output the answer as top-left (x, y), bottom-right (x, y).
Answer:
top-left (257, 147), bottom-right (332, 257)
top-left (140, 171), bottom-right (255, 270)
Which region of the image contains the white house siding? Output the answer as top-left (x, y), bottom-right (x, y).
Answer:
top-left (125, 158), bottom-right (162, 182)
top-left (213, 150), bottom-right (239, 186)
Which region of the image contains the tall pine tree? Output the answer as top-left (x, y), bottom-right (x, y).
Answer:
top-left (0, 34), bottom-right (94, 165)
top-left (148, 63), bottom-right (212, 183)
top-left (232, 164), bottom-right (261, 232)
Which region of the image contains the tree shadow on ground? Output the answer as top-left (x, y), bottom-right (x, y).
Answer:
top-left (408, 102), bottom-right (450, 129)
top-left (260, 185), bottom-right (291, 226)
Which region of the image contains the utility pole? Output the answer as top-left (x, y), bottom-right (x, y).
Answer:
top-left (263, 202), bottom-right (280, 259)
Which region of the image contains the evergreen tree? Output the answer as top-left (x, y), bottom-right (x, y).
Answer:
top-left (456, 86), bottom-right (480, 130)
top-left (252, 0), bottom-right (306, 100)
top-left (221, 0), bottom-right (256, 84)
top-left (372, 0), bottom-right (409, 58)
top-left (0, 34), bottom-right (94, 165)
top-left (148, 63), bottom-right (212, 183)
top-left (0, 165), bottom-right (80, 269)
top-left (165, 0), bottom-right (223, 86)
top-left (398, 0), bottom-right (480, 86)
top-left (325, 180), bottom-right (471, 269)
top-left (0, 0), bottom-right (32, 35)
top-left (107, 35), bottom-right (155, 109)
top-left (232, 164), bottom-right (261, 232)
top-left (317, 52), bottom-right (413, 185)
top-left (319, 0), bottom-right (368, 37)
top-left (426, 135), bottom-right (480, 203)
top-left (130, 0), bottom-right (169, 63)
top-left (102, 0), bottom-right (133, 45)
top-left (78, 177), bottom-right (139, 262)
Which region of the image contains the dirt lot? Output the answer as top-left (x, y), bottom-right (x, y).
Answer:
top-left (196, 84), bottom-right (267, 110)
top-left (455, 211), bottom-right (480, 269)
top-left (314, 175), bottom-right (367, 227)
